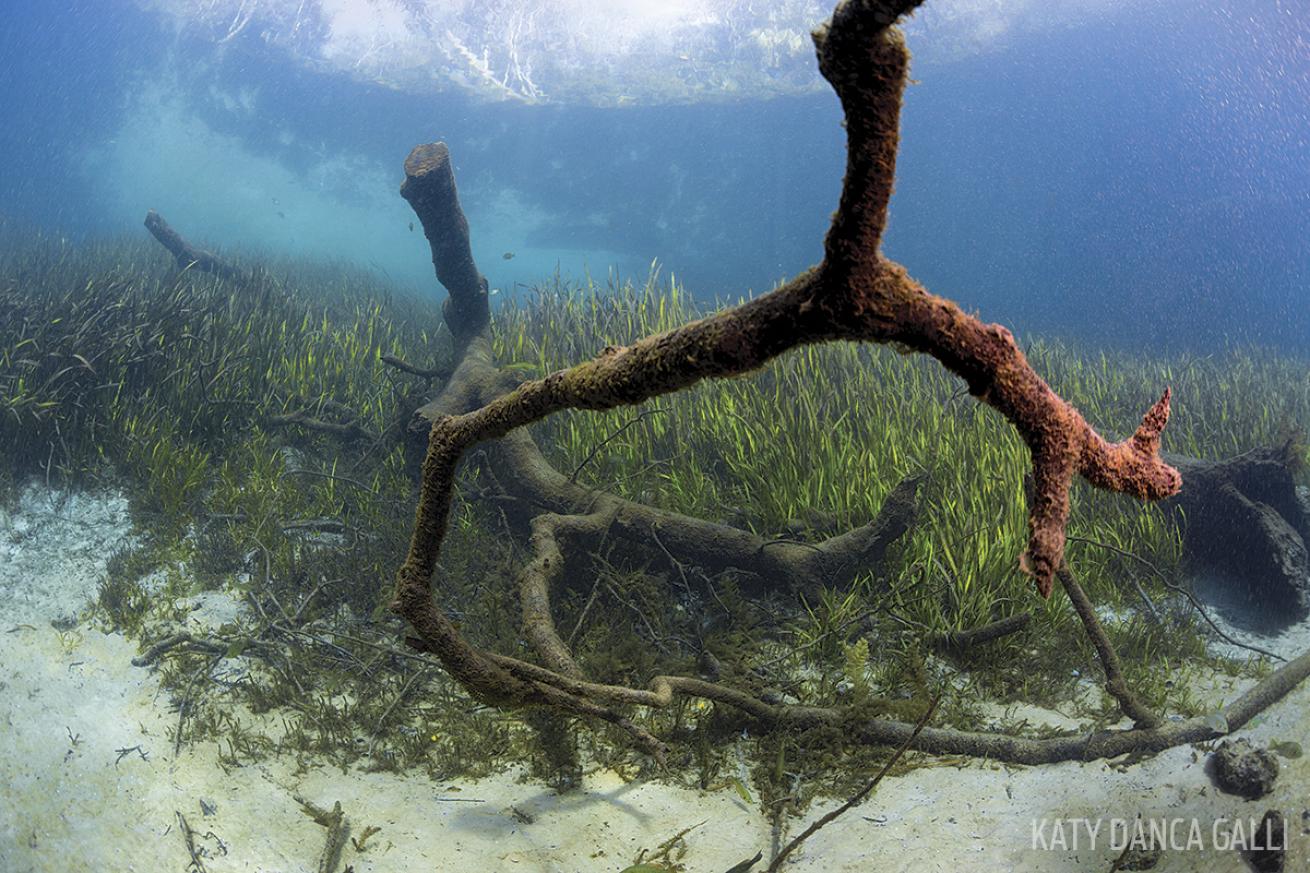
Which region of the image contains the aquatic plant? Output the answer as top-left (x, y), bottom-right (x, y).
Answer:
top-left (4, 2), bottom-right (1310, 841)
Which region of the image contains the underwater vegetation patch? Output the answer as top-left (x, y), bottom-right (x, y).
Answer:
top-left (4, 8), bottom-right (1310, 861)
top-left (3, 205), bottom-right (1307, 830)
top-left (1, 205), bottom-right (1308, 820)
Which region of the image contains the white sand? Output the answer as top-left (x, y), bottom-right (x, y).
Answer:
top-left (1, 483), bottom-right (1306, 872)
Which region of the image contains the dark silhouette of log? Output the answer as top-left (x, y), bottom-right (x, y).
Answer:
top-left (399, 143), bottom-right (489, 353)
top-left (143, 210), bottom-right (246, 282)
top-left (1164, 442), bottom-right (1310, 630)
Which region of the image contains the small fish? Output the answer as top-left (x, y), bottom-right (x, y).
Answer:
top-left (502, 251), bottom-right (515, 260)
top-left (409, 221), bottom-right (414, 232)
top-left (726, 776), bottom-right (752, 804)
top-left (277, 211), bottom-right (286, 219)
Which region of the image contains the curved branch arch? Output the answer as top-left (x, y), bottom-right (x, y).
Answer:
top-left (388, 0), bottom-right (1308, 766)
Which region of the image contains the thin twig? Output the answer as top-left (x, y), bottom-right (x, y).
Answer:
top-left (569, 407), bottom-right (664, 483)
top-left (1066, 535), bottom-right (1284, 662)
top-left (176, 810), bottom-right (209, 873)
top-left (605, 581), bottom-right (674, 654)
top-left (767, 696), bottom-right (940, 872)
top-left (1065, 534), bottom-right (1160, 621)
top-left (754, 608), bottom-right (878, 672)
top-left (649, 526), bottom-right (696, 606)
top-left (566, 575), bottom-right (605, 648)
top-left (174, 654), bottom-right (224, 757)
top-left (1057, 565), bottom-right (1160, 729)
top-left (367, 668), bottom-right (428, 757)
top-left (285, 467), bottom-right (389, 498)
top-left (599, 452), bottom-right (686, 493)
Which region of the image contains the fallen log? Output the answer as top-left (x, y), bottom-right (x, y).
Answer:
top-left (928, 612), bottom-right (1031, 656)
top-left (1164, 442), bottom-right (1310, 631)
top-left (143, 210), bottom-right (247, 282)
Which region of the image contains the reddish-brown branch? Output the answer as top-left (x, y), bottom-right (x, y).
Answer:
top-left (395, 10), bottom-right (1179, 618)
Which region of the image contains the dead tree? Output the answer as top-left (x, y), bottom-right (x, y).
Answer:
top-left (136, 209), bottom-right (1310, 629)
top-left (140, 0), bottom-right (1310, 765)
top-left (387, 0), bottom-right (1310, 765)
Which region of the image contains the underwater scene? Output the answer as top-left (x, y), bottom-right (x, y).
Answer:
top-left (2, 0), bottom-right (1309, 871)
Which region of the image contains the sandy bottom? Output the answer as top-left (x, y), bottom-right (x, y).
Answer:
top-left (1, 484), bottom-right (1307, 872)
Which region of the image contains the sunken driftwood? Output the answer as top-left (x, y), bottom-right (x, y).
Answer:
top-left (399, 143), bottom-right (489, 357)
top-left (928, 612), bottom-right (1031, 656)
top-left (389, 0), bottom-right (1310, 767)
top-left (144, 210), bottom-right (247, 283)
top-left (1164, 443), bottom-right (1310, 629)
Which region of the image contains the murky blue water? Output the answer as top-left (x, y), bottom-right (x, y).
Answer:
top-left (2, 0), bottom-right (1306, 350)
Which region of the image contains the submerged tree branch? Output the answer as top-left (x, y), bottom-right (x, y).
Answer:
top-left (143, 211), bottom-right (247, 283)
top-left (1057, 565), bottom-right (1160, 729)
top-left (380, 0), bottom-right (1308, 772)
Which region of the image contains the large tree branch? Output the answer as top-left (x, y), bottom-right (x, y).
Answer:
top-left (488, 430), bottom-right (921, 596)
top-left (397, 9), bottom-right (1177, 616)
top-left (472, 635), bottom-right (1310, 766)
top-left (143, 210), bottom-right (247, 283)
top-left (128, 3), bottom-right (1308, 775)
top-left (390, 0), bottom-right (1173, 737)
top-left (383, 0), bottom-right (1304, 771)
